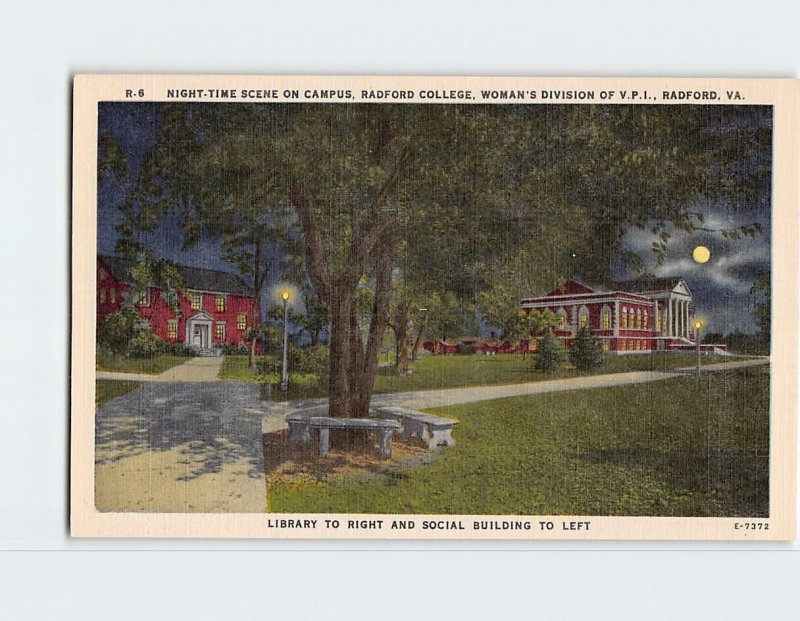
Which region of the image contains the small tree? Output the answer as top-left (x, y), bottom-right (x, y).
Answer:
top-left (569, 326), bottom-right (603, 371)
top-left (535, 329), bottom-right (566, 372)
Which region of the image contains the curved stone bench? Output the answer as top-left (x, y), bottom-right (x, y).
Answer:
top-left (373, 406), bottom-right (458, 449)
top-left (287, 413), bottom-right (401, 459)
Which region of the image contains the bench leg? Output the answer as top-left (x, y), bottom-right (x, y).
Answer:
top-left (378, 429), bottom-right (393, 459)
top-left (429, 428), bottom-right (455, 448)
top-left (289, 421), bottom-right (311, 443)
top-left (319, 427), bottom-right (330, 457)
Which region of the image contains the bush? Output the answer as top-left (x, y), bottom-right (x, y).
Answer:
top-left (569, 326), bottom-right (603, 371)
top-left (127, 328), bottom-right (165, 358)
top-left (456, 343), bottom-right (473, 355)
top-left (535, 329), bottom-right (566, 372)
top-left (289, 344), bottom-right (330, 378)
top-left (256, 355), bottom-right (281, 376)
top-left (97, 307), bottom-right (167, 358)
top-left (221, 342), bottom-right (250, 355)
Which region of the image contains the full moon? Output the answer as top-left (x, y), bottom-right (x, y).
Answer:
top-left (692, 245), bottom-right (711, 263)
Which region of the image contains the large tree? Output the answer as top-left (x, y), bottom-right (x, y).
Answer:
top-left (111, 102), bottom-right (771, 418)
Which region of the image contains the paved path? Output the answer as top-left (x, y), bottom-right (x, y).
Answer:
top-left (269, 357), bottom-right (771, 420)
top-left (95, 380), bottom-right (267, 513)
top-left (97, 355), bottom-right (224, 382)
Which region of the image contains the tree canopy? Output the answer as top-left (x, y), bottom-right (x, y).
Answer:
top-left (109, 101), bottom-right (771, 416)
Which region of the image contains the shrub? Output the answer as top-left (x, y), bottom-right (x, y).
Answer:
top-left (221, 342), bottom-right (250, 355)
top-left (256, 354), bottom-right (282, 377)
top-left (98, 307), bottom-right (166, 358)
top-left (535, 329), bottom-right (566, 372)
top-left (569, 326), bottom-right (603, 371)
top-left (289, 345), bottom-right (330, 378)
top-left (127, 329), bottom-right (165, 358)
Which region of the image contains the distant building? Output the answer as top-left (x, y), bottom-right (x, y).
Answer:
top-left (97, 255), bottom-right (259, 352)
top-left (520, 278), bottom-right (718, 354)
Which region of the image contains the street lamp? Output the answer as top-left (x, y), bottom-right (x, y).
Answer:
top-left (280, 289), bottom-right (291, 391)
top-left (694, 319), bottom-right (704, 376)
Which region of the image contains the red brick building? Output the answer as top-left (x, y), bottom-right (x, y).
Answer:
top-left (97, 255), bottom-right (259, 352)
top-left (520, 278), bottom-right (707, 354)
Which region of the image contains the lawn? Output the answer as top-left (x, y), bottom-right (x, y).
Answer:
top-left (268, 366), bottom-right (769, 517)
top-left (96, 351), bottom-right (189, 375)
top-left (95, 380), bottom-right (141, 409)
top-left (221, 351), bottom-right (736, 400)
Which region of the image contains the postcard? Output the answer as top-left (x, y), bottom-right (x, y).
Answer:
top-left (71, 75), bottom-right (797, 539)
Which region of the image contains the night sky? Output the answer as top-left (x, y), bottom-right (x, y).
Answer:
top-left (98, 103), bottom-right (771, 335)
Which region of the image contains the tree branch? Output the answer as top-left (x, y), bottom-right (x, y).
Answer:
top-left (289, 181), bottom-right (332, 302)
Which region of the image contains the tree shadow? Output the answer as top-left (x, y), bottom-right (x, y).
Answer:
top-left (95, 381), bottom-right (265, 481)
top-left (571, 447), bottom-right (769, 516)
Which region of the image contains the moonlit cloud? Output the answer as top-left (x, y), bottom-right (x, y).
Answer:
top-left (617, 200), bottom-right (770, 334)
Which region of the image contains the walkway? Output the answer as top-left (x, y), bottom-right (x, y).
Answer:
top-left (95, 377), bottom-right (267, 513)
top-left (96, 355), bottom-right (224, 382)
top-left (275, 357), bottom-right (771, 416)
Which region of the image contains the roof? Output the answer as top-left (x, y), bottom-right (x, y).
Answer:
top-left (611, 276), bottom-right (686, 294)
top-left (98, 255), bottom-right (253, 297)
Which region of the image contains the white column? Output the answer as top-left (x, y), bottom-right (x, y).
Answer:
top-left (684, 301), bottom-right (688, 337)
top-left (667, 298), bottom-right (672, 337)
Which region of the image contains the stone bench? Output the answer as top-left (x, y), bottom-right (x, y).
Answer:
top-left (287, 412), bottom-right (401, 459)
top-left (373, 406), bottom-right (458, 449)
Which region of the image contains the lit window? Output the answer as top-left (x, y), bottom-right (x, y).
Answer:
top-left (168, 321), bottom-right (178, 340)
top-left (215, 323), bottom-right (226, 341)
top-left (99, 288), bottom-right (106, 304)
top-left (237, 313), bottom-right (247, 330)
top-left (579, 308), bottom-right (589, 329)
top-left (556, 309), bottom-right (567, 328)
top-left (643, 311), bottom-right (649, 329)
top-left (190, 292), bottom-right (202, 310)
top-left (601, 308), bottom-right (610, 330)
top-left (635, 310), bottom-right (641, 330)
top-left (603, 341), bottom-right (610, 351)
top-left (138, 288), bottom-right (150, 306)
top-left (620, 340), bottom-right (626, 351)
top-left (621, 308), bottom-right (628, 329)
top-left (216, 296), bottom-right (226, 312)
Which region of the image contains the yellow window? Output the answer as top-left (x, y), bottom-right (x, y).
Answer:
top-left (621, 309), bottom-right (628, 329)
top-left (190, 293), bottom-right (201, 310)
top-left (216, 296), bottom-right (226, 312)
top-left (139, 289), bottom-right (149, 306)
top-left (579, 313), bottom-right (588, 329)
top-left (643, 312), bottom-right (649, 329)
top-left (168, 321), bottom-right (177, 340)
top-left (620, 340), bottom-right (626, 351)
top-left (215, 323), bottom-right (226, 340)
top-left (603, 341), bottom-right (610, 351)
top-left (601, 310), bottom-right (610, 330)
top-left (237, 313), bottom-right (247, 330)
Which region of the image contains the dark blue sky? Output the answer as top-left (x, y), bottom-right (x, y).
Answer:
top-left (98, 102), bottom-right (771, 334)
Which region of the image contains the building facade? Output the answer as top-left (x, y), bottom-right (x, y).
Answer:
top-left (520, 278), bottom-right (700, 354)
top-left (97, 255), bottom-right (259, 352)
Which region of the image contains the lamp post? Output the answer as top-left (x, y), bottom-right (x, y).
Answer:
top-left (694, 319), bottom-right (703, 376)
top-left (280, 290), bottom-right (290, 391)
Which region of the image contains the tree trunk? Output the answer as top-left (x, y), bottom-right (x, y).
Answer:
top-left (327, 289), bottom-right (353, 418)
top-left (394, 307), bottom-right (412, 375)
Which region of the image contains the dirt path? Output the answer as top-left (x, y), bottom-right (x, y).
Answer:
top-left (96, 355), bottom-right (224, 382)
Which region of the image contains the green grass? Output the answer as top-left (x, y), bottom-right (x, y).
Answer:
top-left (96, 351), bottom-right (189, 375)
top-left (221, 352), bottom-right (736, 400)
top-left (268, 366), bottom-right (769, 517)
top-left (95, 380), bottom-right (141, 409)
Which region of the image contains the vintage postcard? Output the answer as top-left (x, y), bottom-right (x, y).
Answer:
top-left (71, 75), bottom-right (798, 540)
